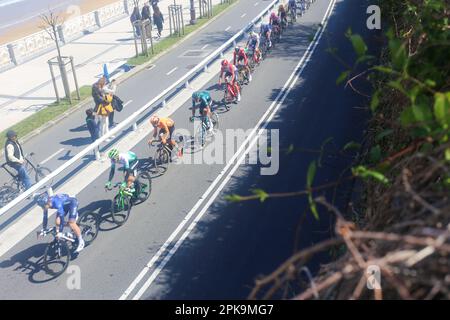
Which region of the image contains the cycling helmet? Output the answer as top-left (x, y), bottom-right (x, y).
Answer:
top-left (6, 130), bottom-right (17, 139)
top-left (279, 4), bottom-right (285, 11)
top-left (270, 12), bottom-right (277, 19)
top-left (192, 92), bottom-right (200, 100)
top-left (234, 47), bottom-right (240, 53)
top-left (108, 148), bottom-right (119, 159)
top-left (36, 192), bottom-right (50, 207)
top-left (249, 31), bottom-right (256, 37)
top-left (150, 115), bottom-right (160, 126)
top-left (221, 59), bottom-right (229, 67)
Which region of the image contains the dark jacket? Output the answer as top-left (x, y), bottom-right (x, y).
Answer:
top-left (153, 12), bottom-right (164, 30)
top-left (142, 5), bottom-right (152, 22)
top-left (92, 83), bottom-right (105, 112)
top-left (4, 139), bottom-right (24, 165)
top-left (86, 116), bottom-right (100, 142)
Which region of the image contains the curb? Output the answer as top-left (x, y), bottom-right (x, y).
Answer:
top-left (10, 0), bottom-right (239, 151)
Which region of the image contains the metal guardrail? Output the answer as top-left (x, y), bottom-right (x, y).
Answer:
top-left (0, 0), bottom-right (280, 217)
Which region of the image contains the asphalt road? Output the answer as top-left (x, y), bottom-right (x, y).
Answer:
top-left (0, 0), bottom-right (376, 299)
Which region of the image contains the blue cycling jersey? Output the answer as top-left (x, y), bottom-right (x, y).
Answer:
top-left (260, 24), bottom-right (272, 34)
top-left (43, 194), bottom-right (78, 232)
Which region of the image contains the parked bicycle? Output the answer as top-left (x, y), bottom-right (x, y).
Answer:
top-left (105, 169), bottom-right (152, 225)
top-left (38, 211), bottom-right (99, 277)
top-left (0, 153), bottom-right (51, 208)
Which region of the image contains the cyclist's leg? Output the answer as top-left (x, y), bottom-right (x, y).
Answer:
top-left (68, 204), bottom-right (81, 238)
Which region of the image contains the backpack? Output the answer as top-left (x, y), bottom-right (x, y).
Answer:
top-left (112, 95), bottom-right (124, 112)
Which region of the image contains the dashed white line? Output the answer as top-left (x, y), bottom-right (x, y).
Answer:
top-left (166, 67), bottom-right (178, 76)
top-left (120, 0), bottom-right (338, 300)
top-left (225, 26), bottom-right (231, 31)
top-left (254, 2), bottom-right (259, 6)
top-left (40, 148), bottom-right (64, 165)
top-left (124, 100), bottom-right (133, 107)
top-left (201, 44), bottom-right (209, 50)
top-left (241, 13), bottom-right (247, 18)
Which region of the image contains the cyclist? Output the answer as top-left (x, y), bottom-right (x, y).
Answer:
top-left (288, 0), bottom-right (297, 18)
top-left (191, 91), bottom-right (213, 133)
top-left (278, 4), bottom-right (288, 27)
top-left (149, 115), bottom-right (182, 157)
top-left (105, 149), bottom-right (139, 196)
top-left (36, 192), bottom-right (85, 253)
top-left (259, 23), bottom-right (272, 48)
top-left (233, 47), bottom-right (252, 82)
top-left (218, 59), bottom-right (241, 102)
top-left (269, 12), bottom-right (281, 36)
top-left (246, 31), bottom-right (261, 63)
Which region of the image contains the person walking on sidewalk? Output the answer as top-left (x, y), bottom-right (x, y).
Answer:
top-left (4, 130), bottom-right (32, 190)
top-left (92, 77), bottom-right (107, 114)
top-left (131, 6), bottom-right (142, 37)
top-left (153, 6), bottom-right (164, 38)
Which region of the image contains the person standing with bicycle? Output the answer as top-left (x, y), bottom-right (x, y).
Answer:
top-left (4, 130), bottom-right (32, 190)
top-left (36, 193), bottom-right (85, 253)
top-left (191, 91), bottom-right (214, 133)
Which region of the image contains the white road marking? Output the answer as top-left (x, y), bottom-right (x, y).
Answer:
top-left (40, 148), bottom-right (64, 165)
top-left (124, 100), bottom-right (133, 107)
top-left (241, 13), bottom-right (247, 18)
top-left (166, 67), bottom-right (178, 76)
top-left (122, 0), bottom-right (338, 300)
top-left (201, 44), bottom-right (209, 50)
top-left (254, 2), bottom-right (259, 6)
top-left (225, 26), bottom-right (231, 31)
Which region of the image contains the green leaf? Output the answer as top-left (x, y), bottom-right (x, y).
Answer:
top-left (425, 79), bottom-right (436, 88)
top-left (352, 166), bottom-right (389, 185)
top-left (349, 34), bottom-right (368, 57)
top-left (389, 38), bottom-right (408, 71)
top-left (375, 129), bottom-right (394, 142)
top-left (434, 92), bottom-right (450, 129)
top-left (373, 66), bottom-right (394, 74)
top-left (306, 161), bottom-right (317, 188)
top-left (412, 103), bottom-right (433, 123)
top-left (319, 137), bottom-right (334, 167)
top-left (251, 189), bottom-right (269, 203)
top-left (308, 193), bottom-right (319, 220)
top-left (369, 145), bottom-right (382, 163)
top-left (286, 144), bottom-right (295, 155)
top-left (400, 107), bottom-right (415, 127)
top-left (336, 70), bottom-right (350, 85)
top-left (371, 90), bottom-right (380, 112)
top-left (225, 194), bottom-right (244, 202)
top-left (445, 149), bottom-right (450, 162)
top-left (343, 141), bottom-right (361, 151)
top-left (388, 80), bottom-right (406, 95)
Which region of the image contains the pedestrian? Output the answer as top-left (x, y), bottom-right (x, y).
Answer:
top-left (130, 6), bottom-right (142, 37)
top-left (103, 79), bottom-right (117, 129)
top-left (4, 130), bottom-right (32, 190)
top-left (150, 0), bottom-right (159, 11)
top-left (85, 108), bottom-right (100, 142)
top-left (86, 108), bottom-right (101, 158)
top-left (153, 6), bottom-right (164, 38)
top-left (141, 2), bottom-right (152, 22)
top-left (92, 77), bottom-right (107, 114)
top-left (96, 91), bottom-right (114, 139)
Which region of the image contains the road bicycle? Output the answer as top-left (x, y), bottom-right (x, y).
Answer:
top-left (247, 47), bottom-right (261, 70)
top-left (191, 113), bottom-right (219, 149)
top-left (38, 211), bottom-right (99, 277)
top-left (150, 136), bottom-right (185, 174)
top-left (272, 25), bottom-right (281, 43)
top-left (289, 6), bottom-right (297, 24)
top-left (106, 169), bottom-right (152, 225)
top-left (260, 36), bottom-right (272, 60)
top-left (0, 153), bottom-right (51, 208)
top-left (237, 64), bottom-right (251, 87)
top-left (221, 78), bottom-right (240, 111)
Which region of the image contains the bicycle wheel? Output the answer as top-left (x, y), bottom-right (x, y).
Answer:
top-left (223, 87), bottom-right (232, 111)
top-left (78, 211), bottom-right (99, 245)
top-left (0, 185), bottom-right (18, 208)
top-left (195, 122), bottom-right (207, 148)
top-left (133, 170), bottom-right (152, 204)
top-left (35, 166), bottom-right (51, 183)
top-left (43, 239), bottom-right (70, 277)
top-left (111, 194), bottom-right (132, 226)
top-left (153, 146), bottom-right (170, 174)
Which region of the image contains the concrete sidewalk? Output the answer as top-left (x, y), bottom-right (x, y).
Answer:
top-left (0, 0), bottom-right (223, 132)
